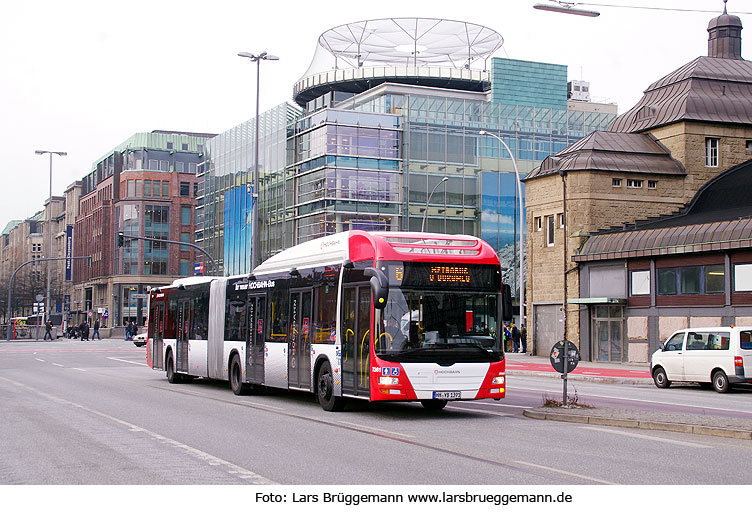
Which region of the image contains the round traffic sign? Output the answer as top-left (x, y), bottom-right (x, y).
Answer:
top-left (550, 340), bottom-right (580, 373)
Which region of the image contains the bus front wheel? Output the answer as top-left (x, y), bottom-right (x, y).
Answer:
top-left (421, 399), bottom-right (447, 410)
top-left (317, 362), bottom-right (345, 412)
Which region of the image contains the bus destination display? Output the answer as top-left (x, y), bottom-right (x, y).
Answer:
top-left (429, 265), bottom-right (470, 284)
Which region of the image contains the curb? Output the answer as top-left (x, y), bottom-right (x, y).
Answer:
top-left (507, 370), bottom-right (653, 385)
top-left (523, 409), bottom-right (752, 440)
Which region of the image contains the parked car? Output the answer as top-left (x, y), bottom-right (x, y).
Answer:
top-left (133, 332), bottom-right (147, 347)
top-left (651, 326), bottom-right (752, 393)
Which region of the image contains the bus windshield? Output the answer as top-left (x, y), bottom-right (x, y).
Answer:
top-left (374, 287), bottom-right (502, 363)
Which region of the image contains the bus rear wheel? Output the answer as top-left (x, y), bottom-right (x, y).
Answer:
top-left (166, 352), bottom-right (179, 384)
top-left (230, 354), bottom-right (249, 395)
top-left (317, 361), bottom-right (345, 412)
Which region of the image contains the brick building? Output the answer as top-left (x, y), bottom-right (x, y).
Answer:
top-left (523, 8), bottom-right (752, 362)
top-left (73, 130), bottom-right (214, 328)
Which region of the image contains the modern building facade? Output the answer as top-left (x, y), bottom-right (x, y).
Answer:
top-left (523, 8), bottom-right (752, 363)
top-left (200, 18), bottom-right (617, 307)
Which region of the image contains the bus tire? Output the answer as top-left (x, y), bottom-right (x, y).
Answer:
top-left (230, 354), bottom-right (249, 395)
top-left (317, 361), bottom-right (345, 412)
top-left (166, 351), bottom-right (180, 384)
top-left (420, 399), bottom-right (447, 410)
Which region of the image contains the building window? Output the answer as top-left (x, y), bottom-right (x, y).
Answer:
top-left (612, 178), bottom-right (622, 188)
top-left (706, 264), bottom-right (725, 293)
top-left (181, 206), bottom-right (191, 225)
top-left (746, 140), bottom-right (752, 154)
top-left (705, 138), bottom-right (719, 167)
top-left (535, 217), bottom-right (542, 232)
top-left (734, 263), bottom-right (752, 292)
top-left (658, 265), bottom-right (725, 295)
top-left (630, 270), bottom-right (650, 296)
top-left (166, 142), bottom-right (173, 150)
top-left (546, 215), bottom-right (554, 247)
top-left (647, 180), bottom-right (657, 190)
top-left (180, 259), bottom-right (190, 276)
top-left (189, 163), bottom-right (197, 174)
top-left (160, 160), bottom-right (169, 172)
top-left (162, 181), bottom-right (170, 197)
top-left (558, 213), bottom-right (564, 228)
top-left (180, 232), bottom-right (190, 251)
top-left (176, 161), bottom-right (185, 173)
top-left (181, 143), bottom-right (188, 151)
top-left (180, 182), bottom-right (190, 197)
top-left (627, 179), bottom-right (643, 189)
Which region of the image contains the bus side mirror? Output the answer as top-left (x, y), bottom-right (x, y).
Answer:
top-left (502, 283), bottom-right (513, 321)
top-left (365, 267), bottom-right (389, 309)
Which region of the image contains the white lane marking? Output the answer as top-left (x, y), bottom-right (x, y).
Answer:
top-left (460, 400), bottom-right (533, 409)
top-left (0, 375), bottom-right (275, 484)
top-left (107, 357), bottom-right (148, 367)
top-left (338, 421), bottom-right (414, 438)
top-left (446, 405), bottom-right (512, 417)
top-left (515, 460), bottom-right (615, 485)
top-left (35, 358), bottom-right (45, 362)
top-left (72, 368), bottom-right (87, 372)
top-left (580, 426), bottom-right (713, 448)
top-left (52, 363), bottom-right (64, 367)
top-left (511, 385), bottom-right (752, 415)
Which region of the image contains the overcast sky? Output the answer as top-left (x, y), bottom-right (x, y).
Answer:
top-left (1, 0), bottom-right (748, 229)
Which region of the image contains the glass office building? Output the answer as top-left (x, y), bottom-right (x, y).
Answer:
top-left (199, 18), bottom-right (616, 300)
top-left (196, 103), bottom-right (301, 276)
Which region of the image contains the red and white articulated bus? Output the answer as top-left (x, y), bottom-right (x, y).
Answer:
top-left (146, 231), bottom-right (510, 411)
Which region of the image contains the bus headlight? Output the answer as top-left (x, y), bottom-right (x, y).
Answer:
top-left (378, 376), bottom-right (399, 385)
top-left (492, 375), bottom-right (505, 385)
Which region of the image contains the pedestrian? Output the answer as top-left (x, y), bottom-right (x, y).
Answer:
top-left (43, 319), bottom-right (53, 341)
top-left (511, 322), bottom-right (521, 353)
top-left (132, 321), bottom-right (139, 337)
top-left (92, 318), bottom-right (101, 340)
top-left (520, 323), bottom-right (527, 354)
top-left (125, 321), bottom-right (132, 341)
top-left (504, 324), bottom-right (512, 352)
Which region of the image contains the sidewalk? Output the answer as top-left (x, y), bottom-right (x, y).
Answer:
top-left (505, 352), bottom-right (752, 440)
top-left (506, 351), bottom-right (652, 384)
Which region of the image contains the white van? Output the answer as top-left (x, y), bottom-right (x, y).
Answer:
top-left (651, 326), bottom-right (752, 393)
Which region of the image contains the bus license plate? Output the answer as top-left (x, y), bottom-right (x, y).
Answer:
top-left (433, 391), bottom-right (461, 400)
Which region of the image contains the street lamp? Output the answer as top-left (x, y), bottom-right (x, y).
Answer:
top-left (533, 1), bottom-right (600, 17)
top-left (479, 130), bottom-right (525, 326)
top-left (421, 176), bottom-right (448, 233)
top-left (35, 149), bottom-right (66, 328)
top-left (238, 51), bottom-right (279, 270)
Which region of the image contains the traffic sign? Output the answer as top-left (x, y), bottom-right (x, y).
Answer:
top-left (103, 309), bottom-right (109, 320)
top-left (550, 340), bottom-right (580, 374)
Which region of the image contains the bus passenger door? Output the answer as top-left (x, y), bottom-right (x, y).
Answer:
top-left (176, 300), bottom-right (191, 373)
top-left (341, 285), bottom-right (371, 397)
top-left (288, 290), bottom-right (313, 390)
top-left (246, 295), bottom-right (266, 385)
top-left (151, 302), bottom-right (165, 370)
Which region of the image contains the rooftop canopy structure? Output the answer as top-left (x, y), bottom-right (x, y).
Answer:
top-left (294, 18), bottom-right (504, 107)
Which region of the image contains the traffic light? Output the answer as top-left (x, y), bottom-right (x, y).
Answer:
top-left (118, 232), bottom-right (125, 247)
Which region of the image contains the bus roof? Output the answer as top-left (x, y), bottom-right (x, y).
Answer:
top-left (252, 231), bottom-right (498, 275)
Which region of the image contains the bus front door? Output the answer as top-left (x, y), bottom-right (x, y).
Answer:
top-left (341, 285), bottom-right (371, 398)
top-left (176, 300), bottom-right (190, 373)
top-left (150, 302), bottom-right (165, 370)
top-left (288, 290), bottom-right (313, 390)
top-left (246, 295), bottom-right (266, 385)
